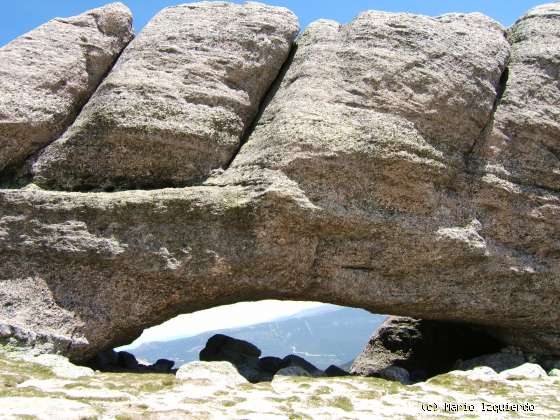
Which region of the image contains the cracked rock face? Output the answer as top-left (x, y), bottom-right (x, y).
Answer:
top-left (0, 3), bottom-right (559, 361)
top-left (32, 2), bottom-right (299, 191)
top-left (0, 2), bottom-right (133, 178)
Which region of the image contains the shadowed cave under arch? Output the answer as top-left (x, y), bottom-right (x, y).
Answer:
top-left (82, 301), bottom-right (507, 384)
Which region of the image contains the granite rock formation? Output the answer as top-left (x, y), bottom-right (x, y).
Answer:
top-left (350, 316), bottom-right (504, 382)
top-left (198, 334), bottom-right (331, 382)
top-left (0, 3), bottom-right (133, 179)
top-left (32, 2), bottom-right (299, 191)
top-left (0, 2), bottom-right (559, 362)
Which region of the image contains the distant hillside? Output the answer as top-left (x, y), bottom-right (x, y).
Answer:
top-left (128, 306), bottom-right (386, 369)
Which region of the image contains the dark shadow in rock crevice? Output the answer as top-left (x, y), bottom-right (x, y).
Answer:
top-left (223, 43), bottom-right (299, 171)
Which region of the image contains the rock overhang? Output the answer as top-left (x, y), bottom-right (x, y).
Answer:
top-left (0, 2), bottom-right (559, 361)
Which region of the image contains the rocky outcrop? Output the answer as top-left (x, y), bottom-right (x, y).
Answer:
top-left (32, 2), bottom-right (299, 191)
top-left (0, 3), bottom-right (133, 180)
top-left (200, 334), bottom-right (266, 382)
top-left (1, 2), bottom-right (560, 362)
top-left (3, 346), bottom-right (558, 419)
top-left (198, 334), bottom-right (329, 382)
top-left (350, 317), bottom-right (503, 382)
top-left (87, 349), bottom-right (176, 373)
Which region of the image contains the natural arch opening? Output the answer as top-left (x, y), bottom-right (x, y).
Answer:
top-left (84, 301), bottom-right (385, 377)
top-left (81, 300), bottom-right (520, 384)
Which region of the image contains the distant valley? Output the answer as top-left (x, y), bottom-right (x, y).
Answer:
top-left (126, 305), bottom-right (386, 369)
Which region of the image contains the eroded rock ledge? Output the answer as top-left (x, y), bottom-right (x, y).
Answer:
top-left (0, 2), bottom-right (559, 362)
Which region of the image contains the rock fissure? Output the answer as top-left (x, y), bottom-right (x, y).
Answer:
top-left (464, 60), bottom-right (511, 175)
top-left (0, 32), bottom-right (137, 191)
top-left (0, 2), bottom-right (134, 184)
top-left (223, 43), bottom-right (299, 171)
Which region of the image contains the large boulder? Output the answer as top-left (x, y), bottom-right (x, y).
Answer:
top-left (32, 2), bottom-right (299, 191)
top-left (351, 317), bottom-right (503, 381)
top-left (455, 352), bottom-right (526, 373)
top-left (200, 334), bottom-right (261, 363)
top-left (199, 334), bottom-right (271, 383)
top-left (0, 3), bottom-right (559, 363)
top-left (499, 363), bottom-right (549, 381)
top-left (230, 10), bottom-right (510, 216)
top-left (282, 355), bottom-right (325, 377)
top-left (0, 3), bottom-right (133, 180)
top-left (176, 361), bottom-right (248, 387)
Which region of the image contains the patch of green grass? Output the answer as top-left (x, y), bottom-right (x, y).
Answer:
top-left (298, 383), bottom-right (311, 389)
top-left (182, 397), bottom-right (209, 405)
top-left (357, 390), bottom-right (383, 400)
top-left (285, 395), bottom-right (301, 403)
top-left (213, 389), bottom-right (229, 396)
top-left (427, 374), bottom-right (516, 397)
top-left (307, 395), bottom-right (323, 407)
top-left (329, 396), bottom-right (354, 412)
top-left (0, 355), bottom-right (55, 380)
top-left (315, 385), bottom-right (332, 395)
top-left (288, 412), bottom-right (313, 420)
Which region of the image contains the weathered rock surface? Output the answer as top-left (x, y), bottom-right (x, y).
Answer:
top-left (32, 2), bottom-right (299, 191)
top-left (176, 361), bottom-right (248, 387)
top-left (0, 3), bottom-right (133, 178)
top-left (468, 2), bottom-right (560, 353)
top-left (350, 317), bottom-right (503, 382)
top-left (499, 363), bottom-right (548, 380)
top-left (231, 10), bottom-right (510, 216)
top-left (1, 346), bottom-right (559, 419)
top-left (455, 352), bottom-right (526, 373)
top-left (1, 3), bottom-right (560, 363)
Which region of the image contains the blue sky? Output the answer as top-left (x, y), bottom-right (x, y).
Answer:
top-left (0, 0), bottom-right (550, 47)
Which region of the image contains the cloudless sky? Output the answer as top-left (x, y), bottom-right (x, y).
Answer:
top-left (0, 0), bottom-right (552, 47)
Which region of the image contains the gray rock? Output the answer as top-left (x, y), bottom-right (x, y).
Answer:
top-left (350, 317), bottom-right (503, 381)
top-left (1, 4), bottom-right (560, 363)
top-left (33, 2), bottom-right (299, 191)
top-left (275, 366), bottom-right (314, 378)
top-left (377, 366), bottom-right (411, 385)
top-left (90, 349), bottom-right (119, 370)
top-left (499, 363), bottom-right (548, 380)
top-left (282, 355), bottom-right (324, 377)
top-left (456, 353), bottom-right (526, 373)
top-left (231, 10), bottom-right (510, 217)
top-left (200, 334), bottom-right (261, 363)
top-left (258, 356), bottom-right (286, 374)
top-left (468, 2), bottom-right (560, 355)
top-left (476, 3), bottom-right (560, 192)
top-left (176, 361), bottom-right (248, 386)
top-left (117, 351), bottom-right (139, 370)
top-left (0, 3), bottom-right (133, 178)
top-left (29, 354), bottom-right (95, 379)
top-left (199, 334), bottom-right (268, 383)
top-left (325, 365), bottom-right (350, 377)
top-left (151, 358), bottom-right (175, 373)
top-left (449, 366), bottom-right (501, 382)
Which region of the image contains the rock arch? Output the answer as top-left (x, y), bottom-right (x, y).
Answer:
top-left (1, 2), bottom-right (559, 362)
